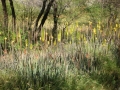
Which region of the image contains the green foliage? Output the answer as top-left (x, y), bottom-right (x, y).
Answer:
top-left (85, 3), bottom-right (102, 24)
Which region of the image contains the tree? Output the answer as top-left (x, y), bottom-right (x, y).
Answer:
top-left (29, 0), bottom-right (88, 43)
top-left (9, 0), bottom-right (16, 29)
top-left (33, 0), bottom-right (55, 43)
top-left (1, 0), bottom-right (8, 30)
top-left (100, 0), bottom-right (120, 27)
top-left (52, 1), bottom-right (58, 42)
top-left (1, 0), bottom-right (16, 52)
top-left (57, 0), bottom-right (88, 41)
top-left (34, 0), bottom-right (47, 32)
top-left (1, 0), bottom-right (16, 30)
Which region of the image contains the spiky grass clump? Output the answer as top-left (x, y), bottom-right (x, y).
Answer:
top-left (0, 43), bottom-right (108, 90)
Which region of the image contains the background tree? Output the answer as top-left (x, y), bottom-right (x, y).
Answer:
top-left (9, 0), bottom-right (16, 30)
top-left (1, 0), bottom-right (8, 30)
top-left (34, 0), bottom-right (47, 33)
top-left (33, 0), bottom-right (55, 43)
top-left (0, 0), bottom-right (16, 51)
top-left (52, 1), bottom-right (58, 42)
top-left (95, 0), bottom-right (120, 26)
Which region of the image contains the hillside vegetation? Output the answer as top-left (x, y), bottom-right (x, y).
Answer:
top-left (0, 0), bottom-right (120, 90)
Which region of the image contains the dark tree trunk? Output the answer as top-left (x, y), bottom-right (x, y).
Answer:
top-left (9, 0), bottom-right (16, 30)
top-left (38, 0), bottom-right (55, 29)
top-left (33, 0), bottom-right (55, 43)
top-left (52, 1), bottom-right (58, 42)
top-left (32, 0), bottom-right (47, 43)
top-left (34, 0), bottom-right (47, 32)
top-left (0, 43), bottom-right (4, 55)
top-left (1, 0), bottom-right (8, 30)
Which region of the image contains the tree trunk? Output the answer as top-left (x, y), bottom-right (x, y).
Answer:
top-left (32, 0), bottom-right (47, 43)
top-left (38, 0), bottom-right (55, 30)
top-left (34, 0), bottom-right (47, 32)
top-left (1, 0), bottom-right (8, 30)
top-left (9, 0), bottom-right (16, 30)
top-left (52, 1), bottom-right (58, 42)
top-left (33, 0), bottom-right (55, 43)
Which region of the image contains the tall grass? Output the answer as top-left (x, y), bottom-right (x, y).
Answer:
top-left (0, 43), bottom-right (107, 90)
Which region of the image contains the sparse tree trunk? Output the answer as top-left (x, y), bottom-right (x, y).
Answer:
top-left (52, 1), bottom-right (58, 42)
top-left (33, 0), bottom-right (55, 43)
top-left (1, 0), bottom-right (8, 30)
top-left (38, 0), bottom-right (55, 31)
top-left (32, 0), bottom-right (47, 43)
top-left (9, 0), bottom-right (16, 30)
top-left (34, 0), bottom-right (47, 32)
